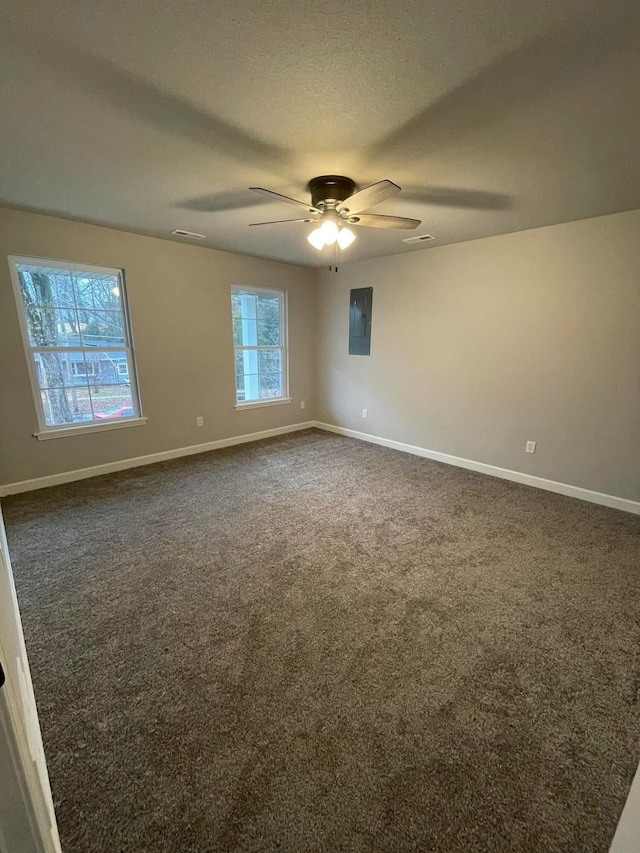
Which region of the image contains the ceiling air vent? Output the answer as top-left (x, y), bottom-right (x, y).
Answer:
top-left (171, 229), bottom-right (206, 240)
top-left (403, 234), bottom-right (436, 244)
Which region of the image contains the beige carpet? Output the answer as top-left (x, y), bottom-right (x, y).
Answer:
top-left (3, 428), bottom-right (640, 852)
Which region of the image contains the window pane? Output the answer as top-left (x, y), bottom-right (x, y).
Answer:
top-left (233, 291), bottom-right (281, 345)
top-left (258, 372), bottom-right (282, 398)
top-left (90, 384), bottom-right (134, 419)
top-left (236, 346), bottom-right (259, 401)
top-left (232, 294), bottom-right (243, 345)
top-left (26, 307), bottom-right (80, 347)
top-left (41, 388), bottom-right (93, 426)
top-left (50, 274), bottom-right (75, 308)
top-left (235, 372), bottom-right (245, 400)
top-left (235, 349), bottom-right (245, 380)
top-left (240, 373), bottom-right (259, 402)
top-left (258, 349), bottom-right (282, 399)
top-left (258, 349), bottom-right (281, 375)
top-left (79, 310), bottom-right (124, 346)
top-left (84, 351), bottom-right (130, 385)
top-left (256, 294), bottom-right (280, 321)
top-left (73, 273), bottom-right (121, 310)
top-left (257, 320), bottom-right (280, 346)
top-left (237, 292), bottom-right (257, 320)
top-left (34, 352), bottom-right (86, 389)
top-left (76, 359), bottom-right (100, 379)
top-left (17, 268), bottom-right (75, 308)
top-left (234, 318), bottom-right (257, 346)
top-left (234, 346), bottom-right (284, 401)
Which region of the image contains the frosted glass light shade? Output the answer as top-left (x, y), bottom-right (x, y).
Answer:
top-left (320, 220), bottom-right (339, 244)
top-left (307, 228), bottom-right (326, 250)
top-left (337, 227), bottom-right (356, 249)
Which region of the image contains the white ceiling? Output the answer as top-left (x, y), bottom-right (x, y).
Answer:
top-left (1, 0), bottom-right (640, 266)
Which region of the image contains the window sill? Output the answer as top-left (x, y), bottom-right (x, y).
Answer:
top-left (234, 398), bottom-right (292, 411)
top-left (34, 417), bottom-right (148, 441)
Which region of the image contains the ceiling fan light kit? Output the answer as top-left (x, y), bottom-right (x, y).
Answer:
top-left (307, 228), bottom-right (326, 250)
top-left (320, 217), bottom-right (339, 244)
top-left (249, 175), bottom-right (421, 253)
top-left (337, 227), bottom-right (356, 249)
top-left (307, 224), bottom-right (355, 251)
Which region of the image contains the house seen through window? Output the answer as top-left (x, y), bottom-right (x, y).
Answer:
top-left (9, 257), bottom-right (142, 432)
top-left (231, 286), bottom-right (288, 405)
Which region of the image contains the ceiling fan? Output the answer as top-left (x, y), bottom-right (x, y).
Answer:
top-left (248, 176), bottom-right (421, 251)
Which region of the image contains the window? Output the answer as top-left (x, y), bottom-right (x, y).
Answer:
top-left (9, 257), bottom-right (144, 436)
top-left (231, 285), bottom-right (288, 406)
top-left (72, 361), bottom-right (98, 377)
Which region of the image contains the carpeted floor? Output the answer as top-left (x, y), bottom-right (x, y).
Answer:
top-left (3, 429), bottom-right (640, 852)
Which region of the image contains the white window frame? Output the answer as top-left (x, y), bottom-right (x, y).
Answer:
top-left (8, 255), bottom-right (146, 440)
top-left (231, 284), bottom-right (290, 410)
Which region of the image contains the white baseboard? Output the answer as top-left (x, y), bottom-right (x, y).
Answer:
top-left (0, 422), bottom-right (315, 496)
top-left (2, 420), bottom-right (639, 515)
top-left (314, 422), bottom-right (640, 516)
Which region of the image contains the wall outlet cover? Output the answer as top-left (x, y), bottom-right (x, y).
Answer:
top-left (526, 440), bottom-right (536, 453)
top-left (196, 416), bottom-right (204, 427)
top-left (361, 409), bottom-right (368, 418)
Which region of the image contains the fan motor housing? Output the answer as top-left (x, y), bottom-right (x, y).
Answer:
top-left (308, 175), bottom-right (356, 209)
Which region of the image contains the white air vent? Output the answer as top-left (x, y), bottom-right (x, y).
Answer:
top-left (403, 234), bottom-right (436, 244)
top-left (171, 229), bottom-right (206, 240)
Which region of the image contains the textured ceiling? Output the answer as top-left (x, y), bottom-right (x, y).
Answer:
top-left (1, 0), bottom-right (640, 266)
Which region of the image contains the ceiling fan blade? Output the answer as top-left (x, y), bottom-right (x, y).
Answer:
top-left (349, 213), bottom-right (421, 230)
top-left (337, 180), bottom-right (401, 214)
top-left (250, 187), bottom-right (320, 214)
top-left (249, 218), bottom-right (317, 226)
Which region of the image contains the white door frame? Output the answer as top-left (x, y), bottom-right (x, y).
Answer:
top-left (0, 506), bottom-right (61, 852)
top-left (609, 763), bottom-right (640, 852)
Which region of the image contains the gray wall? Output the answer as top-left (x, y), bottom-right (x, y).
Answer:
top-left (316, 210), bottom-right (640, 502)
top-left (3, 206), bottom-right (640, 502)
top-left (0, 207), bottom-right (316, 485)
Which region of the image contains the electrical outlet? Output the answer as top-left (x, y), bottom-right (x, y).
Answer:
top-left (300, 400), bottom-right (306, 410)
top-left (525, 440), bottom-right (536, 454)
top-left (196, 416), bottom-right (204, 427)
top-left (361, 408), bottom-right (368, 419)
